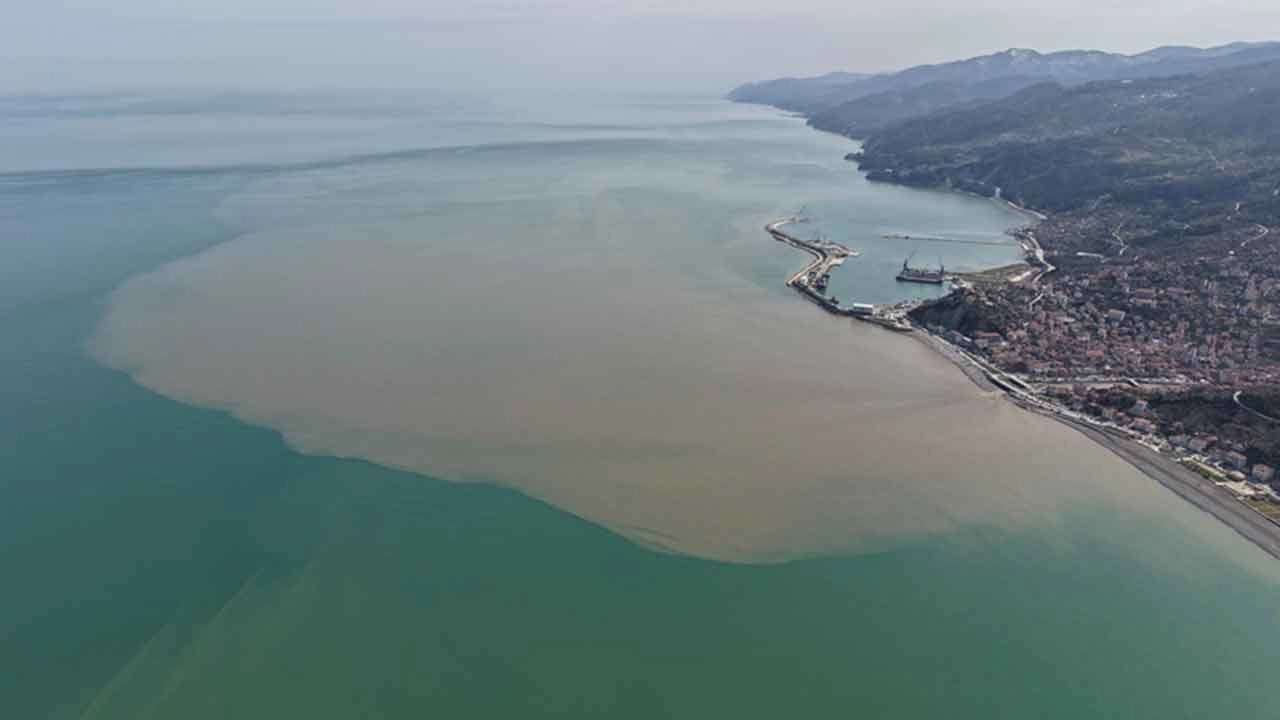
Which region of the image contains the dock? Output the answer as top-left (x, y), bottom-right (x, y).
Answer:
top-left (882, 233), bottom-right (1016, 248)
top-left (766, 218), bottom-right (913, 331)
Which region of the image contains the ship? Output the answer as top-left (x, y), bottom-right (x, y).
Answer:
top-left (895, 254), bottom-right (945, 284)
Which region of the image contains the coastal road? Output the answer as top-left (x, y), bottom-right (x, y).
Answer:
top-left (1019, 230), bottom-right (1055, 284)
top-left (1110, 222), bottom-right (1129, 257)
top-left (1234, 390), bottom-right (1280, 424)
top-left (1240, 224), bottom-right (1270, 249)
top-left (930, 327), bottom-right (1280, 561)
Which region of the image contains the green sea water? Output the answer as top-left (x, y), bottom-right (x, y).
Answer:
top-left (5, 92), bottom-right (1280, 718)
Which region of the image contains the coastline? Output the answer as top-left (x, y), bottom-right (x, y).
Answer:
top-left (1058, 414), bottom-right (1280, 560)
top-left (909, 329), bottom-right (998, 392)
top-left (775, 118), bottom-right (1280, 561)
top-left (917, 323), bottom-right (1280, 561)
top-left (766, 218), bottom-right (914, 330)
top-left (908, 204), bottom-right (1280, 561)
top-left (914, 200), bottom-right (1280, 561)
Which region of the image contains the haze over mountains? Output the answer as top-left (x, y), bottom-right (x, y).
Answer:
top-left (732, 42), bottom-right (1280, 219)
top-left (734, 41), bottom-right (1280, 476)
top-left (730, 42), bottom-right (1280, 137)
top-left (856, 60), bottom-right (1280, 213)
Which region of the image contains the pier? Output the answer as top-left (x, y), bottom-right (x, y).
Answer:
top-left (882, 233), bottom-right (1016, 248)
top-left (766, 218), bottom-right (913, 331)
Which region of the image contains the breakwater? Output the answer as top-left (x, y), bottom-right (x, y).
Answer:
top-left (766, 218), bottom-right (913, 330)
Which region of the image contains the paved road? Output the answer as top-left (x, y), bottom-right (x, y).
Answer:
top-left (1240, 224), bottom-right (1270, 249)
top-left (1019, 230), bottom-right (1056, 284)
top-left (1234, 390), bottom-right (1280, 424)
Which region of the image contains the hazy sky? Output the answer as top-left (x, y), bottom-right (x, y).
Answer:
top-left (6, 1), bottom-right (1280, 93)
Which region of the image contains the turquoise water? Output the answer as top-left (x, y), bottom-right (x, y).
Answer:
top-left (5, 92), bottom-right (1280, 718)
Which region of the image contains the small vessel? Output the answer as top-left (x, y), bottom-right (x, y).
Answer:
top-left (895, 254), bottom-right (945, 284)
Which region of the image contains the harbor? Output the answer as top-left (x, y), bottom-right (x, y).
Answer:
top-left (766, 217), bottom-right (914, 331)
top-left (767, 211), bottom-right (1280, 562)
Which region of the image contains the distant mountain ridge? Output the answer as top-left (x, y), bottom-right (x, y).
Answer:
top-left (730, 42), bottom-right (1280, 137)
top-left (855, 60), bottom-right (1280, 214)
top-left (738, 43), bottom-right (1280, 455)
top-left (727, 72), bottom-right (871, 114)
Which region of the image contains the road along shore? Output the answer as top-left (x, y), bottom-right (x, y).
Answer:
top-left (921, 328), bottom-right (1280, 562)
top-left (766, 213), bottom-right (1280, 562)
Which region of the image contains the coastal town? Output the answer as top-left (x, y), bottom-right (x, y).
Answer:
top-left (907, 207), bottom-right (1280, 518)
top-left (778, 49), bottom-right (1280, 533)
top-left (772, 199), bottom-right (1280, 529)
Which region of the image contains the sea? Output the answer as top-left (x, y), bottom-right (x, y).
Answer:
top-left (4, 89), bottom-right (1280, 718)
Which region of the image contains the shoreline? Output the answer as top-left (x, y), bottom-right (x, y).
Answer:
top-left (908, 206), bottom-right (1280, 560)
top-left (1058, 414), bottom-right (1280, 560)
top-left (766, 218), bottom-right (915, 331)
top-left (910, 227), bottom-right (1280, 561)
top-left (916, 323), bottom-right (1280, 561)
top-left (776, 127), bottom-right (1280, 561)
